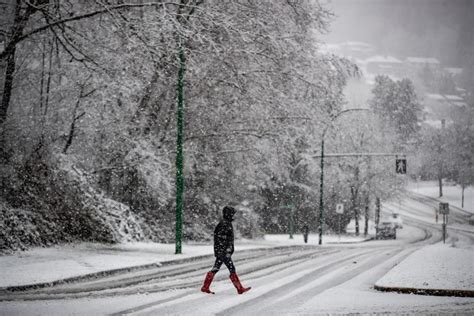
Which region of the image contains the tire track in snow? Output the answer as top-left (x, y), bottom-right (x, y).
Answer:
top-left (217, 247), bottom-right (401, 316)
top-left (125, 248), bottom-right (391, 315)
top-left (0, 247), bottom-right (331, 301)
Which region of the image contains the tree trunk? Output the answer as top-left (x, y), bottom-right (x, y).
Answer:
top-left (438, 174), bottom-right (443, 198)
top-left (375, 197), bottom-right (381, 228)
top-left (0, 41), bottom-right (17, 126)
top-left (354, 207), bottom-right (359, 236)
top-left (364, 195), bottom-right (369, 236)
top-left (352, 166), bottom-right (360, 236)
top-left (351, 185), bottom-right (359, 236)
top-left (0, 3), bottom-right (35, 126)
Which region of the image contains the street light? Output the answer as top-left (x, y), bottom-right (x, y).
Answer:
top-left (318, 108), bottom-right (369, 245)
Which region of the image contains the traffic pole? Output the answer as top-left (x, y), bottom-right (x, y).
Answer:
top-left (319, 139), bottom-right (324, 245)
top-left (175, 42), bottom-right (185, 255)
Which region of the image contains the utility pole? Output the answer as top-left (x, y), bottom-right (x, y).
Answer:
top-left (175, 41), bottom-right (185, 255)
top-left (318, 139), bottom-right (324, 245)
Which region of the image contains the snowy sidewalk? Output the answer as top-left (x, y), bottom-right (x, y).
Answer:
top-left (0, 234), bottom-right (370, 289)
top-left (0, 242), bottom-right (216, 289)
top-left (375, 241), bottom-right (474, 297)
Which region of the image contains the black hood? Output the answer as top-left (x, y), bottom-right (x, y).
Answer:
top-left (223, 206), bottom-right (236, 221)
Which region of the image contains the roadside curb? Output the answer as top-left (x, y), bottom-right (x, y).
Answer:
top-left (374, 284), bottom-right (474, 298)
top-left (0, 244), bottom-right (309, 293)
top-left (326, 236), bottom-right (373, 244)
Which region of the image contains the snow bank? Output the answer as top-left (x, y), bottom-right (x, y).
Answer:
top-left (376, 242), bottom-right (474, 292)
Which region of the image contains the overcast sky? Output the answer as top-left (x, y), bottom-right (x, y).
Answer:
top-left (321, 0), bottom-right (473, 67)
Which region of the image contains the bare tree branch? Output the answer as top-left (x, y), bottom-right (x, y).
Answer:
top-left (0, 1), bottom-right (202, 60)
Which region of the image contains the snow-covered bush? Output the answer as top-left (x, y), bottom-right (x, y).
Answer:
top-left (0, 152), bottom-right (148, 253)
top-left (0, 202), bottom-right (57, 252)
top-left (122, 140), bottom-right (173, 206)
top-left (94, 140), bottom-right (175, 242)
top-left (51, 154), bottom-right (146, 242)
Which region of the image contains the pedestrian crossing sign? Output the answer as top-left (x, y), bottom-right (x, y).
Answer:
top-left (396, 159), bottom-right (407, 174)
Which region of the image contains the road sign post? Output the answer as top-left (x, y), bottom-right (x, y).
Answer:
top-left (439, 202), bottom-right (449, 243)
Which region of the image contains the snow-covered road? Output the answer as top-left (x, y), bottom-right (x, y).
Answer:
top-left (1, 193), bottom-right (473, 315)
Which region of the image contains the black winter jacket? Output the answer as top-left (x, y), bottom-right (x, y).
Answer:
top-left (214, 219), bottom-right (234, 258)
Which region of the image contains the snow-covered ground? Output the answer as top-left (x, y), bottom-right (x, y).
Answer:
top-left (376, 240), bottom-right (474, 292)
top-left (408, 180), bottom-right (474, 214)
top-left (292, 257), bottom-right (474, 316)
top-left (1, 184), bottom-right (474, 315)
top-left (374, 181), bottom-right (474, 295)
top-left (0, 234), bottom-right (369, 288)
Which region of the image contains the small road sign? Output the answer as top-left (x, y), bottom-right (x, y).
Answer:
top-left (439, 202), bottom-right (450, 215)
top-left (336, 203), bottom-right (344, 214)
top-left (396, 159), bottom-right (407, 174)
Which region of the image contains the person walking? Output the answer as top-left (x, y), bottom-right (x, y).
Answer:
top-left (201, 206), bottom-right (251, 294)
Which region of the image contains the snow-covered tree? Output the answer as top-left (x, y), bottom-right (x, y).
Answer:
top-left (0, 0), bottom-right (368, 250)
top-left (369, 75), bottom-right (422, 147)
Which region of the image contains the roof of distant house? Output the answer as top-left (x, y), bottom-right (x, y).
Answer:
top-left (444, 94), bottom-right (464, 101)
top-left (365, 55), bottom-right (402, 64)
top-left (425, 93), bottom-right (467, 106)
top-left (318, 43), bottom-right (342, 55)
top-left (345, 41), bottom-right (373, 47)
top-left (406, 57), bottom-right (440, 64)
top-left (343, 41), bottom-right (374, 51)
top-left (445, 67), bottom-right (463, 75)
top-left (424, 119), bottom-right (450, 129)
top-left (426, 93), bottom-right (444, 100)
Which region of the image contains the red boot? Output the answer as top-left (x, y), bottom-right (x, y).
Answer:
top-left (229, 273), bottom-right (251, 294)
top-left (201, 271), bottom-right (216, 294)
